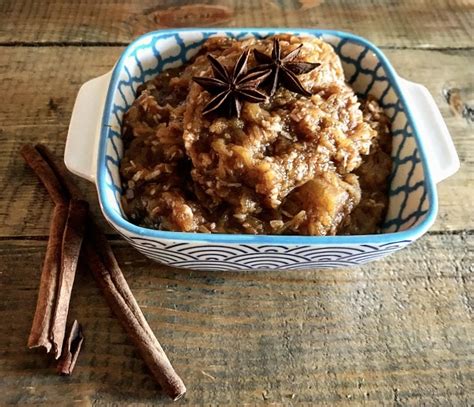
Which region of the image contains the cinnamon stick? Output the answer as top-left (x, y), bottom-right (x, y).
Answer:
top-left (57, 320), bottom-right (84, 375)
top-left (27, 204), bottom-right (68, 352)
top-left (84, 238), bottom-right (186, 400)
top-left (22, 145), bottom-right (86, 357)
top-left (35, 145), bottom-right (90, 353)
top-left (37, 146), bottom-right (91, 357)
top-left (50, 199), bottom-right (89, 358)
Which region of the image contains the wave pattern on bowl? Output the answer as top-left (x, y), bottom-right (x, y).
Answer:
top-left (123, 237), bottom-right (411, 271)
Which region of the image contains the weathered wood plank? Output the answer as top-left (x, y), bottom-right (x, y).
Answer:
top-left (0, 47), bottom-right (121, 235)
top-left (1, 2), bottom-right (472, 405)
top-left (0, 46), bottom-right (471, 236)
top-left (0, 233), bottom-right (472, 405)
top-left (0, 0), bottom-right (473, 48)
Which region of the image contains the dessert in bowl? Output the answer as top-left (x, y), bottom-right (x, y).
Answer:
top-left (65, 28), bottom-right (459, 270)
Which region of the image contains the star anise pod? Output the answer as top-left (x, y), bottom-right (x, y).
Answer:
top-left (252, 38), bottom-right (320, 97)
top-left (192, 50), bottom-right (271, 118)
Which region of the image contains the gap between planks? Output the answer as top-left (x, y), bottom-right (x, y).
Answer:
top-left (0, 41), bottom-right (473, 52)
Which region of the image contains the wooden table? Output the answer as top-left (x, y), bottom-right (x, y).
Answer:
top-left (1, 1), bottom-right (472, 405)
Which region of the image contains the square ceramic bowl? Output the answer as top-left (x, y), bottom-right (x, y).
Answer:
top-left (65, 28), bottom-right (459, 271)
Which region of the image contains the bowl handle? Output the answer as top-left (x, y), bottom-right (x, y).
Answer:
top-left (398, 77), bottom-right (460, 184)
top-left (65, 71), bottom-right (112, 183)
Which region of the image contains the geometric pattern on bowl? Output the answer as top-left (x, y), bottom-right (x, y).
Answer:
top-left (97, 29), bottom-right (436, 270)
top-left (122, 236), bottom-right (411, 271)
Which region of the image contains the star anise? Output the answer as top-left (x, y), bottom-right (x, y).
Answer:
top-left (192, 50), bottom-right (271, 118)
top-left (252, 38), bottom-right (320, 97)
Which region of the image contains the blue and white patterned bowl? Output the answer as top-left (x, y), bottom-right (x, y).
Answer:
top-left (65, 28), bottom-right (459, 271)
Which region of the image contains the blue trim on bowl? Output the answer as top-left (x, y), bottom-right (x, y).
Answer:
top-left (97, 28), bottom-right (438, 245)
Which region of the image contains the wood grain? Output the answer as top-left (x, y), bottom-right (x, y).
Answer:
top-left (0, 0), bottom-right (472, 48)
top-left (1, 1), bottom-right (473, 404)
top-left (0, 234), bottom-right (472, 405)
top-left (0, 47), bottom-right (471, 237)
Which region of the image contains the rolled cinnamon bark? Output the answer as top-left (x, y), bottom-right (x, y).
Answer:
top-left (57, 320), bottom-right (84, 375)
top-left (50, 199), bottom-right (89, 358)
top-left (22, 145), bottom-right (86, 358)
top-left (84, 238), bottom-right (186, 400)
top-left (27, 204), bottom-right (68, 352)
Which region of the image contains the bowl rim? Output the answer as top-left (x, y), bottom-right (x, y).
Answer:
top-left (97, 27), bottom-right (438, 245)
